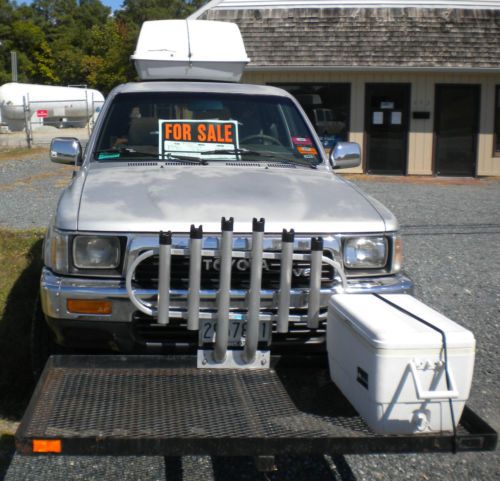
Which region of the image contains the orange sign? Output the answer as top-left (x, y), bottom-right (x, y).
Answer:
top-left (162, 121), bottom-right (235, 144)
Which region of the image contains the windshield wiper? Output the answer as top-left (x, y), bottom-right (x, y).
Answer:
top-left (201, 148), bottom-right (317, 169)
top-left (164, 153), bottom-right (208, 165)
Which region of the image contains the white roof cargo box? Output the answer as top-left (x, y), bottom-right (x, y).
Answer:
top-left (131, 20), bottom-right (250, 82)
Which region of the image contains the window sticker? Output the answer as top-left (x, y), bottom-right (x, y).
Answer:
top-left (297, 146), bottom-right (318, 156)
top-left (98, 152), bottom-right (121, 160)
top-left (292, 136), bottom-right (313, 146)
top-left (159, 120), bottom-right (239, 159)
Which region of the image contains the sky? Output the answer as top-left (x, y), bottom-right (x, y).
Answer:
top-left (101, 0), bottom-right (123, 11)
top-left (19, 0), bottom-right (125, 12)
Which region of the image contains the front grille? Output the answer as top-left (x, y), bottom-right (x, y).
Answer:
top-left (134, 251), bottom-right (334, 290)
top-left (132, 311), bottom-right (327, 352)
top-left (133, 315), bottom-right (197, 350)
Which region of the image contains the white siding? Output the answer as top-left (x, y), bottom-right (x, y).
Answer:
top-left (242, 70), bottom-right (500, 176)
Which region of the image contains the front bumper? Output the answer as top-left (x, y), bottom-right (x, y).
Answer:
top-left (41, 267), bottom-right (412, 323)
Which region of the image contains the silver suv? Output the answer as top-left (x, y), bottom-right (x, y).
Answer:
top-left (38, 81), bottom-right (411, 362)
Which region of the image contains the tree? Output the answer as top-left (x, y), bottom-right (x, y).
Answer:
top-left (118, 0), bottom-right (198, 26)
top-left (0, 0), bottom-right (208, 89)
top-left (10, 20), bottom-right (59, 84)
top-left (0, 0), bottom-right (18, 83)
top-left (82, 20), bottom-right (130, 92)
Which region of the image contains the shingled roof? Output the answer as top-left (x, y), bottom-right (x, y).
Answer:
top-left (199, 8), bottom-right (500, 70)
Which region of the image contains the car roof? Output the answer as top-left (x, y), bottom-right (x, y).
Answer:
top-left (109, 81), bottom-right (295, 99)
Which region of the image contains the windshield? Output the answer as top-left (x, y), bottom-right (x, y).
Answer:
top-left (94, 92), bottom-right (322, 166)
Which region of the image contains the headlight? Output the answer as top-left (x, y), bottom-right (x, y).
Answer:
top-left (44, 226), bottom-right (69, 274)
top-left (73, 236), bottom-right (120, 269)
top-left (343, 236), bottom-right (388, 269)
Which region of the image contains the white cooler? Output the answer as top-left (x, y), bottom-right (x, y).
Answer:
top-left (327, 294), bottom-right (475, 434)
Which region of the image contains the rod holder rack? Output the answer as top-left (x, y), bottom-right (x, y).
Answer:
top-left (125, 218), bottom-right (347, 364)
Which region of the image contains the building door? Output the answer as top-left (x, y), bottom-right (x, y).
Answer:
top-left (434, 85), bottom-right (479, 176)
top-left (365, 84), bottom-right (410, 175)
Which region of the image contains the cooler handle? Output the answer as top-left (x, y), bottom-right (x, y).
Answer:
top-left (409, 360), bottom-right (459, 400)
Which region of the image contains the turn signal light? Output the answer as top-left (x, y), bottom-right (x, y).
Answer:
top-left (67, 299), bottom-right (112, 315)
top-left (393, 236), bottom-right (403, 273)
top-left (33, 439), bottom-right (62, 453)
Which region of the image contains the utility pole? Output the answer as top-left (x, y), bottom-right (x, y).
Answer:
top-left (11, 51), bottom-right (18, 82)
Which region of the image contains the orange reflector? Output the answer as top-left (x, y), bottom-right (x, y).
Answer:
top-left (67, 299), bottom-right (112, 315)
top-left (33, 439), bottom-right (62, 453)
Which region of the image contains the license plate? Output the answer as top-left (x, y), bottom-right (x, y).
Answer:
top-left (200, 319), bottom-right (271, 347)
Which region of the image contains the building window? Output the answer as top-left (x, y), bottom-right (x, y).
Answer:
top-left (495, 86), bottom-right (500, 156)
top-left (271, 83), bottom-right (351, 150)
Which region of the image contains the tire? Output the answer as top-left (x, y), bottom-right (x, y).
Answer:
top-left (31, 298), bottom-right (61, 380)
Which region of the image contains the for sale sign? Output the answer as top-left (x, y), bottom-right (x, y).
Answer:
top-left (36, 109), bottom-right (49, 118)
top-left (159, 119), bottom-right (239, 160)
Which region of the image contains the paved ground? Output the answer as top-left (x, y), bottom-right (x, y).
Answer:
top-left (0, 155), bottom-right (499, 480)
top-left (0, 127), bottom-right (89, 149)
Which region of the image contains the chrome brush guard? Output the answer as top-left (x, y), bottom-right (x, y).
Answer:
top-left (126, 218), bottom-right (347, 367)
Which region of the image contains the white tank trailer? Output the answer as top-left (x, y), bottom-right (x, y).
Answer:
top-left (0, 83), bottom-right (105, 131)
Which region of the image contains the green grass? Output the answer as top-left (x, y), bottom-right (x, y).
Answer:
top-left (0, 229), bottom-right (44, 419)
top-left (0, 229), bottom-right (43, 476)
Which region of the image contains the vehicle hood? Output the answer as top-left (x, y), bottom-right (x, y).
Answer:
top-left (77, 164), bottom-right (389, 233)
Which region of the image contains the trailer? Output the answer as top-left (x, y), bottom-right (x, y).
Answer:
top-left (15, 355), bottom-right (496, 471)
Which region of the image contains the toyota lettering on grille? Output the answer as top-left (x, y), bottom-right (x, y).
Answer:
top-left (202, 258), bottom-right (311, 278)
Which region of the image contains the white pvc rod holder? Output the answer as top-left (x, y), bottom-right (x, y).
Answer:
top-left (307, 237), bottom-right (323, 329)
top-left (214, 217), bottom-right (233, 363)
top-left (157, 231), bottom-right (172, 325)
top-left (243, 218), bottom-right (265, 363)
top-left (187, 225), bottom-right (203, 331)
top-left (277, 229), bottom-right (294, 333)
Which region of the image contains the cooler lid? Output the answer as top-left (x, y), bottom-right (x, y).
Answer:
top-left (329, 294), bottom-right (475, 350)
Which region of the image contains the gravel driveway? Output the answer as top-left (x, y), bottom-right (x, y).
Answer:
top-left (0, 153), bottom-right (73, 229)
top-left (1, 156), bottom-right (499, 481)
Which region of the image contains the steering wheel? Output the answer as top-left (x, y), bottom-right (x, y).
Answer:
top-left (240, 134), bottom-right (283, 146)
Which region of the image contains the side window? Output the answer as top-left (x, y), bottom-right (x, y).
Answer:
top-left (261, 104), bottom-right (289, 146)
top-left (282, 103), bottom-right (311, 140)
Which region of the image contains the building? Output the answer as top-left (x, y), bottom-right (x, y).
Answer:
top-left (190, 1), bottom-right (500, 176)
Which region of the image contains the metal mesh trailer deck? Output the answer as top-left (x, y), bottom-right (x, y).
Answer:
top-left (16, 355), bottom-right (497, 457)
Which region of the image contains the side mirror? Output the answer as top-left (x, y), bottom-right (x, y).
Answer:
top-left (329, 142), bottom-right (361, 169)
top-left (50, 137), bottom-right (82, 166)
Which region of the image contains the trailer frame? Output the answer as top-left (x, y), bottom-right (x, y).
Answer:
top-left (15, 355), bottom-right (497, 458)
